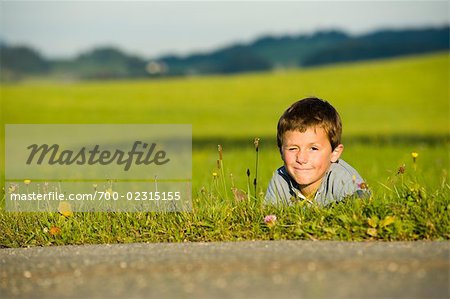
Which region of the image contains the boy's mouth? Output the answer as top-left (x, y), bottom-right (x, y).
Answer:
top-left (293, 166), bottom-right (313, 171)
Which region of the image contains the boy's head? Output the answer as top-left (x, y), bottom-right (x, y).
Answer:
top-left (277, 97), bottom-right (342, 150)
top-left (277, 97), bottom-right (344, 197)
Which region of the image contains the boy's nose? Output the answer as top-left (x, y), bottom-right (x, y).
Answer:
top-left (296, 151), bottom-right (308, 164)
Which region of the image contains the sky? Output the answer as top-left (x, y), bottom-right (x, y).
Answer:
top-left (0, 1), bottom-right (448, 59)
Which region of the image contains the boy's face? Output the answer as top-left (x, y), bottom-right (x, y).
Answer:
top-left (281, 127), bottom-right (343, 197)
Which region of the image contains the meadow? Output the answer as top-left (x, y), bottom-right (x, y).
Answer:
top-left (0, 52), bottom-right (449, 247)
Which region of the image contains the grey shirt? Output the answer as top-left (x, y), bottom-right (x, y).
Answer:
top-left (265, 159), bottom-right (369, 206)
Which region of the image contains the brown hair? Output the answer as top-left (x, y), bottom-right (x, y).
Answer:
top-left (277, 97), bottom-right (342, 150)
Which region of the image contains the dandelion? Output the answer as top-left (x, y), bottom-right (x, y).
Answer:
top-left (212, 172), bottom-right (218, 178)
top-left (58, 202), bottom-right (73, 217)
top-left (264, 214), bottom-right (277, 227)
top-left (411, 152), bottom-right (419, 171)
top-left (411, 152), bottom-right (419, 163)
top-left (367, 227), bottom-right (378, 237)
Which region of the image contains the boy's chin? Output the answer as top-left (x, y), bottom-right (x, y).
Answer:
top-left (291, 176), bottom-right (313, 187)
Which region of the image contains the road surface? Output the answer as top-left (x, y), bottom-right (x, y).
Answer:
top-left (1, 240), bottom-right (449, 298)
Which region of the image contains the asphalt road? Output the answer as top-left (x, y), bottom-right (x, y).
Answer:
top-left (1, 240), bottom-right (449, 299)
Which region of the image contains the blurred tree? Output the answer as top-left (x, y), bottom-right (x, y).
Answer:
top-left (74, 47), bottom-right (147, 79)
top-left (0, 45), bottom-right (49, 76)
top-left (218, 47), bottom-right (272, 74)
top-left (301, 26), bottom-right (449, 67)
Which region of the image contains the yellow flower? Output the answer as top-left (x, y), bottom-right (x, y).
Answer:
top-left (411, 152), bottom-right (419, 164)
top-left (24, 179), bottom-right (31, 185)
top-left (367, 228), bottom-right (378, 237)
top-left (58, 202), bottom-right (73, 217)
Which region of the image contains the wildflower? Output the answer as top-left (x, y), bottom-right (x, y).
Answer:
top-left (253, 138), bottom-right (260, 197)
top-left (380, 216), bottom-right (395, 228)
top-left (23, 271), bottom-right (32, 279)
top-left (232, 187), bottom-right (247, 201)
top-left (264, 214), bottom-right (277, 227)
top-left (254, 137), bottom-right (260, 152)
top-left (411, 152), bottom-right (419, 163)
top-left (358, 182), bottom-right (368, 190)
top-left (8, 183), bottom-right (18, 193)
top-left (49, 226), bottom-right (61, 236)
top-left (58, 202), bottom-right (73, 217)
top-left (367, 228), bottom-right (378, 237)
top-left (24, 179), bottom-right (31, 185)
top-left (212, 172), bottom-right (218, 178)
top-left (217, 144), bottom-right (223, 161)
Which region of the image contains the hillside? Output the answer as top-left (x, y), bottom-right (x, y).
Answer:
top-left (0, 26), bottom-right (448, 80)
top-left (158, 26), bottom-right (449, 75)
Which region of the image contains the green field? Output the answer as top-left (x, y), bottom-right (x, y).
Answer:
top-left (1, 52), bottom-right (449, 246)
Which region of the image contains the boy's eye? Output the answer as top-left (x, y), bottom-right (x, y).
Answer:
top-left (286, 147), bottom-right (298, 152)
top-left (311, 147), bottom-right (319, 151)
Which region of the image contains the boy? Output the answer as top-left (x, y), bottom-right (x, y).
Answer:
top-left (265, 97), bottom-right (369, 206)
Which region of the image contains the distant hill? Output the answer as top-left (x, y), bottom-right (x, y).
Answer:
top-left (301, 27), bottom-right (450, 66)
top-left (1, 26), bottom-right (448, 80)
top-left (158, 26), bottom-right (449, 75)
top-left (159, 30), bottom-right (350, 75)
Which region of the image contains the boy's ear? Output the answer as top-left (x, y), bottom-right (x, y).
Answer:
top-left (330, 144), bottom-right (344, 163)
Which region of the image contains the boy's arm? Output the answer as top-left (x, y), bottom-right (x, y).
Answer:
top-left (264, 176), bottom-right (280, 204)
top-left (322, 160), bottom-right (370, 204)
top-left (337, 178), bottom-right (371, 200)
top-left (334, 161), bottom-right (371, 201)
top-left (264, 169), bottom-right (292, 205)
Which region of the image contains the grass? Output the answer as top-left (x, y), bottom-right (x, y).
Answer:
top-left (1, 154), bottom-right (448, 246)
top-left (0, 52), bottom-right (449, 247)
